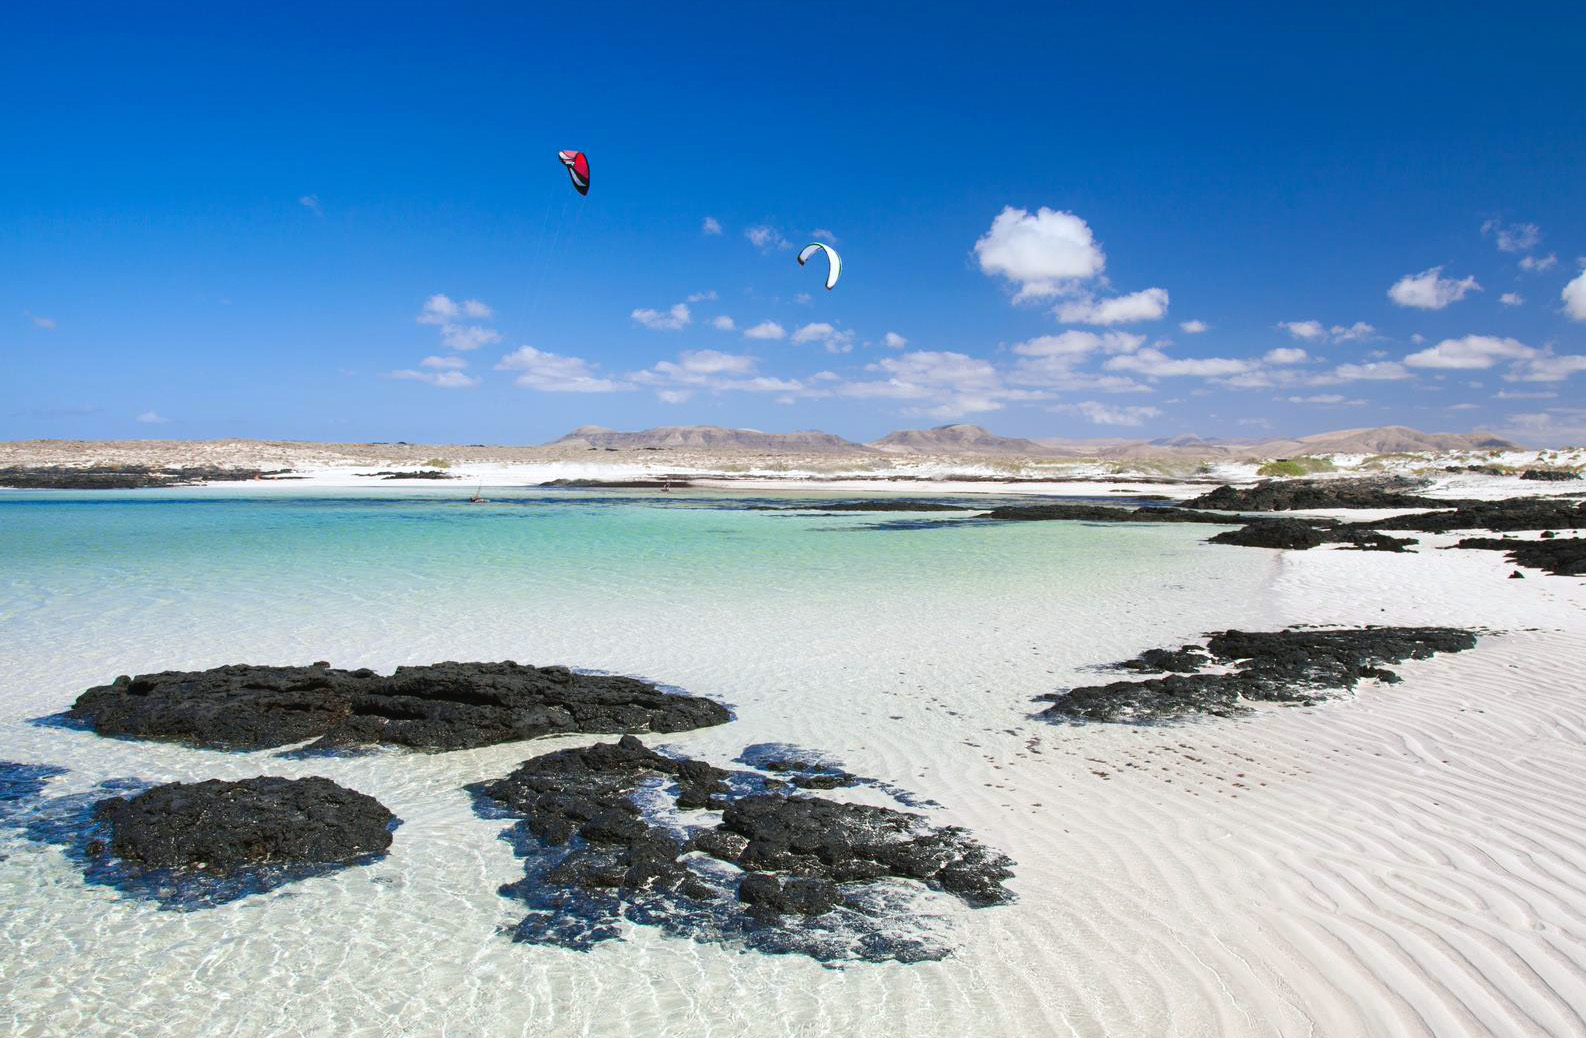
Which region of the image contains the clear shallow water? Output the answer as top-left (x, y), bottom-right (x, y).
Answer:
top-left (0, 488), bottom-right (1277, 1037)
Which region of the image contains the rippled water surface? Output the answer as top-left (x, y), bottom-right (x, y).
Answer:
top-left (0, 487), bottom-right (1274, 1037)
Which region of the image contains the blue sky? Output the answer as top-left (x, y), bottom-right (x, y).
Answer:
top-left (5, 2), bottom-right (1585, 444)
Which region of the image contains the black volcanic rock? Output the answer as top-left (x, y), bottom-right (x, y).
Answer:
top-left (1452, 536), bottom-right (1586, 577)
top-left (0, 465), bottom-right (288, 490)
top-left (1520, 469), bottom-right (1582, 481)
top-left (1208, 519), bottom-right (1415, 552)
top-left (1365, 499), bottom-right (1586, 534)
top-left (1208, 518), bottom-right (1327, 549)
top-left (1184, 478), bottom-right (1470, 511)
top-left (980, 503), bottom-right (1233, 524)
top-left (93, 776), bottom-right (395, 870)
top-left (67, 661), bottom-right (731, 753)
top-left (471, 735), bottom-right (1013, 962)
top-left (1040, 627), bottom-right (1478, 724)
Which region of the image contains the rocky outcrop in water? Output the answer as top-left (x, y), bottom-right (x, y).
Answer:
top-left (1452, 536), bottom-right (1586, 577)
top-left (1184, 477), bottom-right (1469, 511)
top-left (0, 465), bottom-right (289, 490)
top-left (1040, 627), bottom-right (1478, 724)
top-left (93, 776), bottom-right (395, 870)
top-left (67, 661), bottom-right (731, 753)
top-left (471, 735), bottom-right (1013, 962)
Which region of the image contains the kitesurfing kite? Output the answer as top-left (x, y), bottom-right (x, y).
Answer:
top-left (558, 150), bottom-right (590, 196)
top-left (797, 242), bottom-right (841, 290)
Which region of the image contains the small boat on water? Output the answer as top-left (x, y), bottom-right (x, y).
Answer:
top-left (468, 484), bottom-right (488, 504)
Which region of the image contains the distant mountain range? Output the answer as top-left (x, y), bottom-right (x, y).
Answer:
top-left (547, 423), bottom-right (1520, 458)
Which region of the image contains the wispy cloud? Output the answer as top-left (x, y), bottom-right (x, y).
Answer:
top-left (745, 224), bottom-right (790, 251)
top-left (1054, 287), bottom-right (1170, 325)
top-left (791, 322), bottom-right (855, 353)
top-left (136, 410), bottom-right (171, 423)
top-left (496, 345), bottom-right (628, 392)
top-left (387, 368), bottom-right (480, 388)
top-left (23, 310), bottom-right (56, 329)
top-left (631, 303), bottom-right (691, 331)
top-left (1054, 400), bottom-right (1163, 426)
top-left (702, 216), bottom-right (722, 236)
top-left (882, 331), bottom-right (908, 348)
top-left (742, 320), bottom-right (786, 340)
top-left (1178, 319), bottom-right (1209, 334)
top-left (1481, 219), bottom-right (1541, 253)
top-left (417, 294), bottom-right (500, 350)
top-left (298, 194), bottom-right (323, 216)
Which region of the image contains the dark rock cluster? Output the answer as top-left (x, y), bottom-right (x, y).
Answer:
top-left (979, 502), bottom-right (1233, 524)
top-left (539, 478), bottom-right (695, 488)
top-left (67, 661), bottom-right (731, 753)
top-left (471, 735), bottom-right (1013, 962)
top-left (93, 776), bottom-right (396, 870)
top-left (1452, 536), bottom-right (1586, 577)
top-left (0, 465), bottom-right (290, 490)
top-left (1040, 627), bottom-right (1478, 724)
top-left (1208, 519), bottom-right (1416, 552)
top-left (1520, 469), bottom-right (1582, 482)
top-left (1184, 477), bottom-right (1466, 511)
top-left (1364, 498), bottom-right (1586, 534)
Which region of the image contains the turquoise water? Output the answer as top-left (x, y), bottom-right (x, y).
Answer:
top-left (0, 488), bottom-right (1280, 1038)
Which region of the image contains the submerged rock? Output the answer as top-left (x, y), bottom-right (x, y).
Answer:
top-left (67, 661), bottom-right (731, 753)
top-left (1041, 626), bottom-right (1478, 724)
top-left (94, 776), bottom-right (395, 870)
top-left (470, 735), bottom-right (1013, 963)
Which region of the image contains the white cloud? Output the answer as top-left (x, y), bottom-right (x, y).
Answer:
top-left (135, 410), bottom-right (171, 423)
top-left (1481, 219), bottom-right (1541, 253)
top-left (24, 311), bottom-right (56, 329)
top-left (1334, 361), bottom-right (1412, 381)
top-left (743, 320), bottom-right (786, 340)
top-left (836, 350), bottom-right (1044, 418)
top-left (745, 225), bottom-right (790, 251)
top-left (1493, 408), bottom-right (1586, 446)
top-left (1054, 287), bottom-right (1169, 325)
top-left (1012, 330), bottom-right (1144, 358)
top-left (791, 322), bottom-right (855, 353)
top-left (1278, 320), bottom-right (1326, 341)
top-left (496, 345), bottom-right (627, 392)
top-left (701, 216), bottom-right (722, 236)
top-left (1403, 334), bottom-right (1536, 369)
top-left (1519, 253), bottom-right (1557, 272)
top-left (1285, 394), bottom-right (1364, 405)
top-left (1330, 321), bottom-right (1376, 341)
top-left (658, 389), bottom-right (694, 403)
top-left (882, 331), bottom-right (908, 348)
top-left (1505, 353), bottom-right (1586, 382)
top-left (1264, 347), bottom-right (1310, 364)
top-left (420, 355), bottom-right (468, 369)
top-left (710, 315), bottom-right (736, 331)
top-left (417, 294), bottom-right (499, 350)
top-left (1055, 401), bottom-right (1163, 426)
top-left (1105, 347), bottom-right (1252, 378)
top-left (686, 290), bottom-right (718, 303)
top-left (973, 206), bottom-right (1106, 301)
top-left (811, 228), bottom-right (838, 243)
top-left (1447, 403), bottom-right (1481, 411)
top-left (1564, 270), bottom-right (1586, 321)
top-left (439, 325), bottom-right (501, 350)
top-left (1388, 266), bottom-right (1481, 309)
top-left (1500, 292), bottom-right (1524, 307)
top-left (632, 303), bottom-right (691, 331)
top-left (660, 349), bottom-right (757, 376)
top-left (388, 368), bottom-right (480, 389)
top-left (298, 194), bottom-right (322, 215)
top-left (1495, 390), bottom-right (1554, 399)
top-left (1179, 319), bottom-right (1209, 334)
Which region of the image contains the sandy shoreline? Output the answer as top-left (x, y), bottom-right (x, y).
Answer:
top-left (2, 470), bottom-right (1585, 1036)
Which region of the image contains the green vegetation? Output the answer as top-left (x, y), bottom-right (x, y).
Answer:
top-left (421, 457), bottom-right (452, 468)
top-left (1257, 456), bottom-right (1337, 477)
